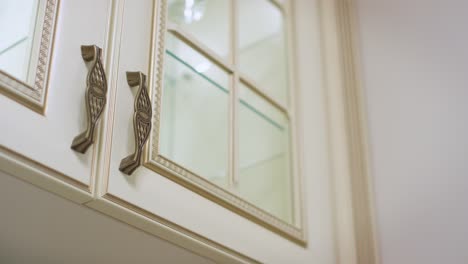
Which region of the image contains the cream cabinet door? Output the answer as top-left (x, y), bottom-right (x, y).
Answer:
top-left (90, 0), bottom-right (350, 263)
top-left (0, 0), bottom-right (112, 202)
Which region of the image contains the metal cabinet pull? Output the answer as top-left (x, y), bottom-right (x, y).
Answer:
top-left (71, 45), bottom-right (108, 153)
top-left (119, 72), bottom-right (152, 175)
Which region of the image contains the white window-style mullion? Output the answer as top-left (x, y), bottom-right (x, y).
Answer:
top-left (228, 0), bottom-right (240, 187)
top-left (284, 0), bottom-right (302, 227)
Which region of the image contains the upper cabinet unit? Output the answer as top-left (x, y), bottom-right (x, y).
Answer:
top-left (1, 1), bottom-right (378, 263)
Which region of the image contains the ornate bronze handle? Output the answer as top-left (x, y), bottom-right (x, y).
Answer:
top-left (119, 72), bottom-right (152, 175)
top-left (71, 45), bottom-right (108, 153)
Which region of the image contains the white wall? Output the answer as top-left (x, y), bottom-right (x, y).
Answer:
top-left (356, 1), bottom-right (468, 263)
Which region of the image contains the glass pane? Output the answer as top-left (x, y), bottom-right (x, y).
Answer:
top-left (236, 82), bottom-right (293, 224)
top-left (168, 0), bottom-right (230, 60)
top-left (0, 0), bottom-right (39, 82)
top-left (159, 33), bottom-right (230, 187)
top-left (238, 0), bottom-right (288, 105)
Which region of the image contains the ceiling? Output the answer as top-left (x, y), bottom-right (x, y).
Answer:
top-left (0, 171), bottom-right (214, 264)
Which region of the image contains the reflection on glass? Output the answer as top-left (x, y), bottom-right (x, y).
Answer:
top-left (236, 82), bottom-right (293, 224)
top-left (159, 33), bottom-right (230, 187)
top-left (168, 0), bottom-right (230, 60)
top-left (238, 0), bottom-right (288, 105)
top-left (0, 0), bottom-right (40, 83)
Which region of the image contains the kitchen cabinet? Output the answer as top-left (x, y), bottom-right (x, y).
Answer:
top-left (0, 1), bottom-right (377, 263)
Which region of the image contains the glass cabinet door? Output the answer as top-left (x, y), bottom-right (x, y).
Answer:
top-left (149, 0), bottom-right (303, 242)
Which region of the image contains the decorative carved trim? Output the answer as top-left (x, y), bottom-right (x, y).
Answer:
top-left (149, 0), bottom-right (168, 159)
top-left (34, 0), bottom-right (57, 98)
top-left (0, 0), bottom-right (59, 113)
top-left (146, 0), bottom-right (306, 244)
top-left (0, 70), bottom-right (40, 100)
top-left (148, 156), bottom-right (304, 242)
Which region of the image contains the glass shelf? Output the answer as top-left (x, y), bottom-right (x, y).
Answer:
top-left (165, 48), bottom-right (287, 133)
top-left (165, 50), bottom-right (228, 94)
top-left (239, 98), bottom-right (285, 131)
